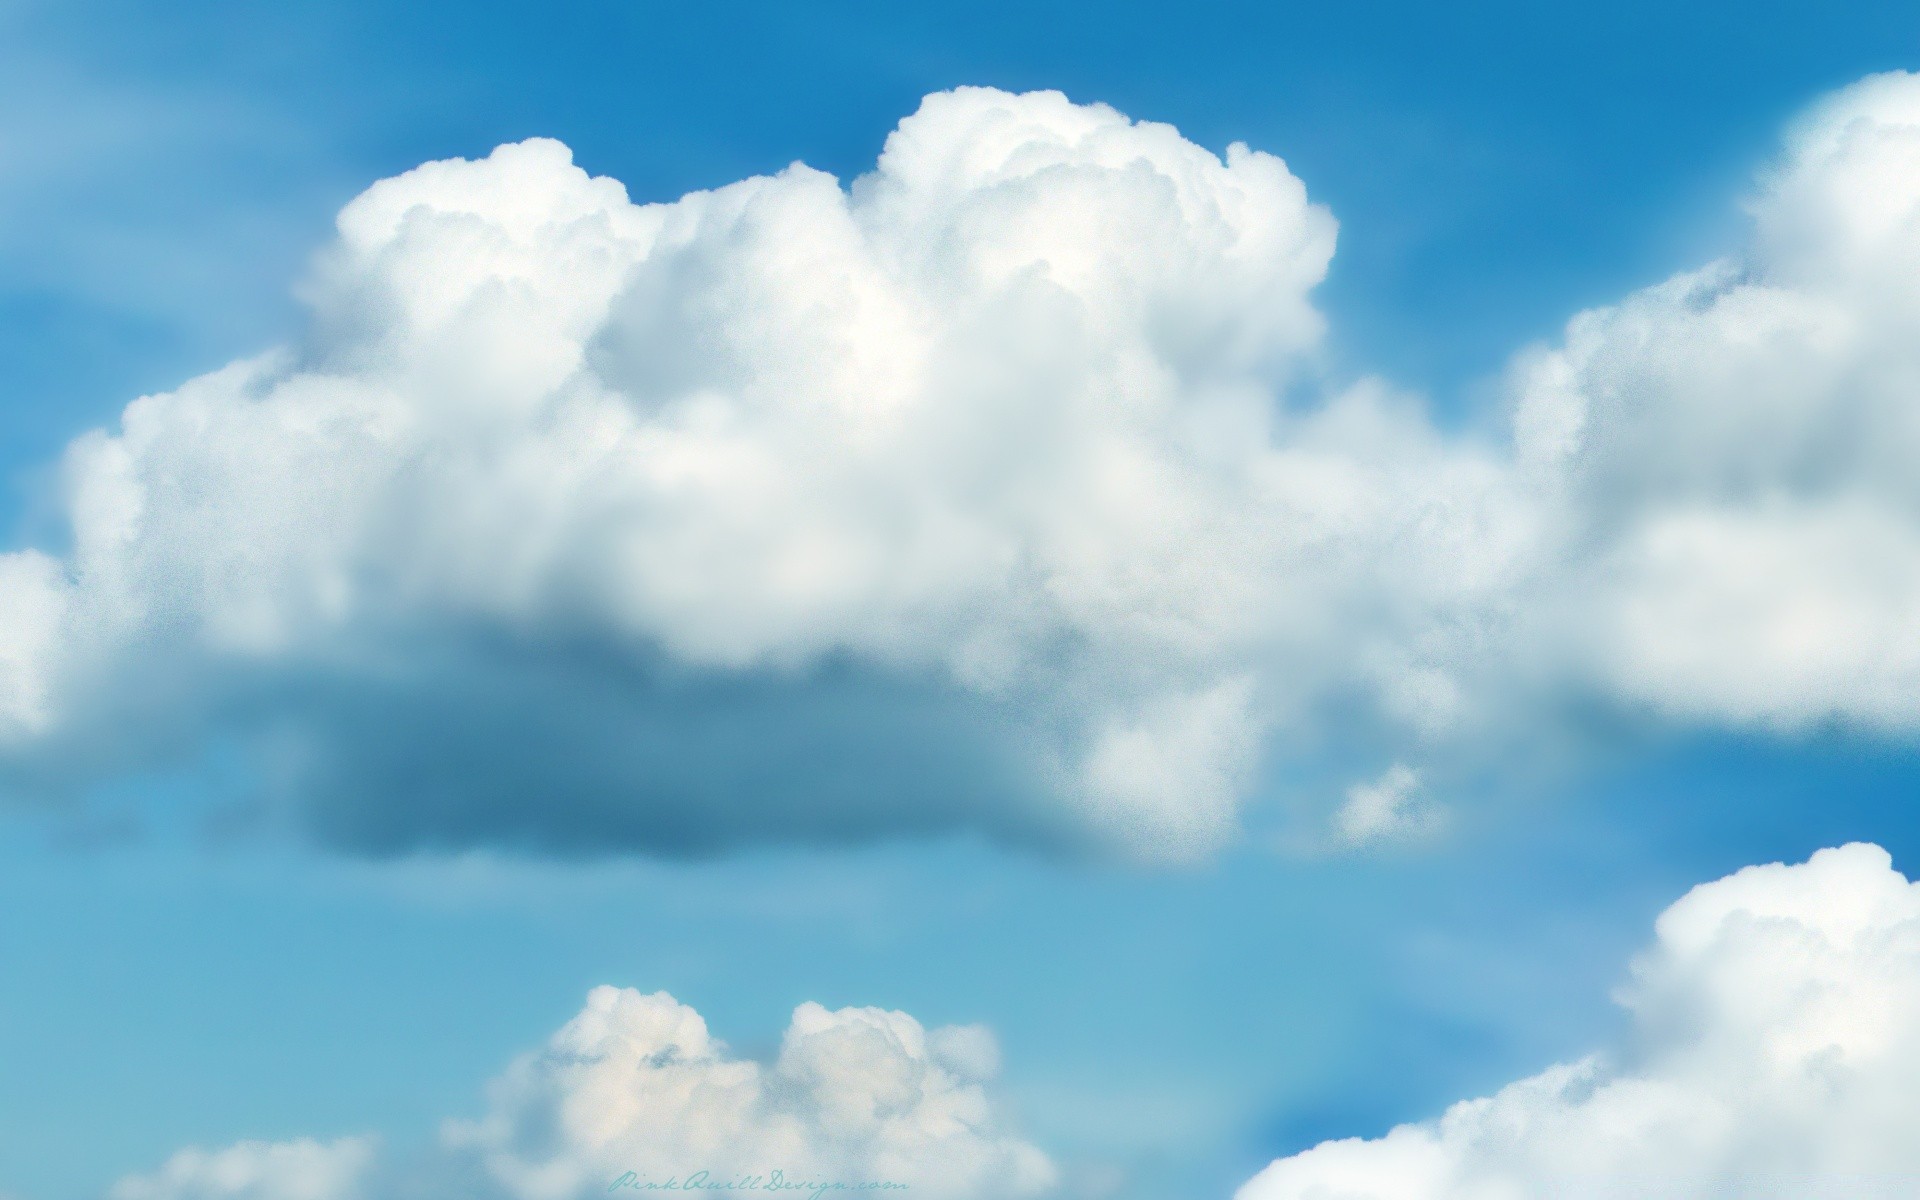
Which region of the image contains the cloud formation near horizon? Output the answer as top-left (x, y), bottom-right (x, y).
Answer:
top-left (1237, 842), bottom-right (1920, 1199)
top-left (102, 844), bottom-right (1920, 1200)
top-left (7, 74), bottom-right (1920, 859)
top-left (109, 989), bottom-right (1054, 1200)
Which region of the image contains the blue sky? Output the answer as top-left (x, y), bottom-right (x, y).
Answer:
top-left (8, 3), bottom-right (1920, 1200)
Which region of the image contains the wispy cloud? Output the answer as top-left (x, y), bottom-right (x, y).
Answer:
top-left (1331, 764), bottom-right (1443, 848)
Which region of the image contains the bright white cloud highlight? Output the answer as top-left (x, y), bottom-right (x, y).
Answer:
top-left (1238, 842), bottom-right (1920, 1199)
top-left (108, 990), bottom-right (1054, 1200)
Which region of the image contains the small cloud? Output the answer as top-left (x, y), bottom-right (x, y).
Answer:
top-left (108, 1137), bottom-right (377, 1200)
top-left (1330, 764), bottom-right (1443, 848)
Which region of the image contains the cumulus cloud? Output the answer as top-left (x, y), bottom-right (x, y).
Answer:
top-left (445, 987), bottom-right (1055, 1199)
top-left (0, 84), bottom-right (1526, 861)
top-left (10, 73), bottom-right (1920, 859)
top-left (1238, 842), bottom-right (1920, 1199)
top-left (1511, 71), bottom-right (1920, 729)
top-left (108, 990), bottom-right (1053, 1200)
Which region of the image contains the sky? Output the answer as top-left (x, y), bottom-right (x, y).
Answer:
top-left (7, 3), bottom-right (1920, 1199)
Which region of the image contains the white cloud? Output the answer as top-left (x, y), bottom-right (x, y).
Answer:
top-left (1330, 764), bottom-right (1440, 847)
top-left (11, 73), bottom-right (1920, 858)
top-left (1237, 842), bottom-right (1920, 1199)
top-left (108, 1138), bottom-right (377, 1200)
top-left (108, 990), bottom-right (1055, 1200)
top-left (445, 987), bottom-right (1056, 1200)
top-left (1511, 70), bottom-right (1920, 731)
top-left (0, 549), bottom-right (64, 734)
top-left (0, 84), bottom-right (1528, 861)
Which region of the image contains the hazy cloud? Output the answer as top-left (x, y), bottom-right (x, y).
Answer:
top-left (109, 1139), bottom-right (377, 1200)
top-left (1331, 764), bottom-right (1440, 847)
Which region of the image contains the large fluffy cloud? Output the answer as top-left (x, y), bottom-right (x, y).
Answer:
top-left (0, 84), bottom-right (1523, 860)
top-left (1238, 842), bottom-right (1920, 1199)
top-left (109, 989), bottom-right (1053, 1200)
top-left (10, 73), bottom-right (1920, 859)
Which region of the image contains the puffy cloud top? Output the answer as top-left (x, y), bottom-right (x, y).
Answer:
top-left (108, 989), bottom-right (1054, 1200)
top-left (447, 986), bottom-right (1055, 1200)
top-left (1237, 843), bottom-right (1920, 1199)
